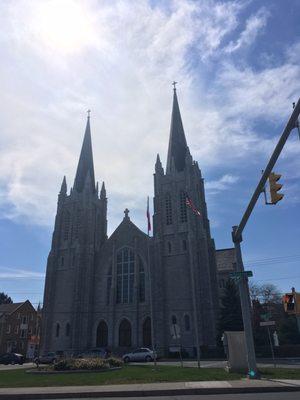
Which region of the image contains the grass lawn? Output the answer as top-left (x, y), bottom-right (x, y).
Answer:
top-left (1, 365), bottom-right (300, 388)
top-left (0, 365), bottom-right (242, 388)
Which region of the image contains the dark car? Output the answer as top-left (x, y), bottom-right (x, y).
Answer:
top-left (34, 352), bottom-right (58, 364)
top-left (0, 353), bottom-right (25, 365)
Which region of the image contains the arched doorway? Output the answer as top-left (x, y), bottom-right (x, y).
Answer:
top-left (143, 317), bottom-right (152, 347)
top-left (96, 320), bottom-right (108, 347)
top-left (119, 319), bottom-right (131, 347)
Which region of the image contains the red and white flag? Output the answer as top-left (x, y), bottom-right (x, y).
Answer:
top-left (186, 194), bottom-right (201, 217)
top-left (147, 196), bottom-right (151, 234)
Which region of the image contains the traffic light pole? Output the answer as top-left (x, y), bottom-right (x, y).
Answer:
top-left (232, 98), bottom-right (300, 379)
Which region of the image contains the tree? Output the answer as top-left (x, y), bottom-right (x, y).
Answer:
top-left (218, 279), bottom-right (243, 341)
top-left (0, 292), bottom-right (13, 305)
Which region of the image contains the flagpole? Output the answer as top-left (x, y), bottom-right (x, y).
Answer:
top-left (186, 192), bottom-right (201, 368)
top-left (147, 196), bottom-right (157, 367)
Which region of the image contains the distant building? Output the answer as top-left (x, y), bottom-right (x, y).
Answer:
top-left (216, 248), bottom-right (236, 293)
top-left (0, 300), bottom-right (40, 357)
top-left (41, 88), bottom-right (222, 357)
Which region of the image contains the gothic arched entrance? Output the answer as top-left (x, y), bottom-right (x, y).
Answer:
top-left (119, 319), bottom-right (131, 347)
top-left (96, 320), bottom-right (108, 347)
top-left (143, 317), bottom-right (152, 347)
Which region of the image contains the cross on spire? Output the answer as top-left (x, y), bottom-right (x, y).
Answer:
top-left (124, 208), bottom-right (130, 219)
top-left (172, 81), bottom-right (178, 91)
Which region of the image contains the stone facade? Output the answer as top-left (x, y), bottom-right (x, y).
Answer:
top-left (41, 89), bottom-right (220, 356)
top-left (216, 248), bottom-right (236, 294)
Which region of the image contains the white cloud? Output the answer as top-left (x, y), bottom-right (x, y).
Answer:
top-left (224, 7), bottom-right (269, 53)
top-left (0, 0), bottom-right (299, 233)
top-left (206, 174), bottom-right (239, 193)
top-left (0, 267), bottom-right (45, 280)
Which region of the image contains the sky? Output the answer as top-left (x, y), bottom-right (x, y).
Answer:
top-left (0, 0), bottom-right (300, 308)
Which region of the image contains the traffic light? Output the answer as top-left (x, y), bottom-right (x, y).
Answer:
top-left (283, 293), bottom-right (295, 314)
top-left (269, 172), bottom-right (284, 204)
top-left (283, 291), bottom-right (300, 315)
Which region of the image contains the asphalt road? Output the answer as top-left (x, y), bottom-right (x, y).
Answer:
top-left (51, 394), bottom-right (300, 400)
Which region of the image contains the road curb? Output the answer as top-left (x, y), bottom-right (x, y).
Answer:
top-left (1, 385), bottom-right (300, 399)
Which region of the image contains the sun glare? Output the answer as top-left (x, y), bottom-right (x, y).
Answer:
top-left (31, 0), bottom-right (95, 54)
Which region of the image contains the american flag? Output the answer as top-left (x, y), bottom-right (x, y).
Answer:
top-left (186, 194), bottom-right (201, 217)
top-left (147, 196), bottom-right (151, 234)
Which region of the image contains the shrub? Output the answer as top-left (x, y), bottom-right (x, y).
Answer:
top-left (53, 358), bottom-right (110, 371)
top-left (106, 357), bottom-right (123, 367)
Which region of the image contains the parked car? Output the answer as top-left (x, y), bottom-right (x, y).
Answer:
top-left (122, 348), bottom-right (155, 363)
top-left (34, 352), bottom-right (58, 364)
top-left (77, 348), bottom-right (106, 359)
top-left (0, 353), bottom-right (25, 365)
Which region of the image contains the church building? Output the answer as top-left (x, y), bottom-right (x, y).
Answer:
top-left (41, 88), bottom-right (220, 356)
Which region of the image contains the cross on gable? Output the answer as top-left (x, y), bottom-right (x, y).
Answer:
top-left (124, 208), bottom-right (130, 219)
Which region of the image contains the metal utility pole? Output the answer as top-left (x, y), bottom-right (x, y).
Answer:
top-left (232, 98), bottom-right (300, 379)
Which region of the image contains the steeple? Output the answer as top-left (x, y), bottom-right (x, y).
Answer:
top-left (73, 113), bottom-right (96, 193)
top-left (60, 176), bottom-right (67, 195)
top-left (166, 85), bottom-right (188, 174)
top-left (100, 181), bottom-right (106, 199)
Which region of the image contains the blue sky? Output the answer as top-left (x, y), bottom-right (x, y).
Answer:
top-left (0, 0), bottom-right (299, 308)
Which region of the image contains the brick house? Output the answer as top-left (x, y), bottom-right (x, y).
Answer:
top-left (0, 300), bottom-right (40, 357)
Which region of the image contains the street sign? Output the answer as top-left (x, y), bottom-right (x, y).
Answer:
top-left (260, 321), bottom-right (276, 327)
top-left (229, 270), bottom-right (253, 278)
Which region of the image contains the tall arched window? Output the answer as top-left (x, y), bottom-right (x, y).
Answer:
top-left (116, 248), bottom-right (134, 304)
top-left (55, 323), bottom-right (60, 338)
top-left (96, 320), bottom-right (108, 347)
top-left (119, 319), bottom-right (131, 347)
top-left (143, 317), bottom-right (152, 347)
top-left (165, 193), bottom-right (173, 225)
top-left (63, 211), bottom-right (70, 240)
top-left (106, 265), bottom-right (112, 305)
top-left (74, 209), bottom-right (82, 239)
top-left (179, 190), bottom-right (187, 223)
top-left (65, 323), bottom-right (71, 337)
top-left (139, 258), bottom-right (145, 302)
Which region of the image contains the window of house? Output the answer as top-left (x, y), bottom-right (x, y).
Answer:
top-left (139, 258), bottom-right (145, 302)
top-left (165, 193), bottom-right (173, 225)
top-left (116, 248), bottom-right (135, 304)
top-left (17, 313), bottom-right (20, 319)
top-left (167, 242), bottom-right (172, 254)
top-left (14, 325), bottom-right (19, 334)
top-left (22, 316), bottom-right (27, 324)
top-left (20, 329), bottom-right (26, 338)
top-left (179, 190), bottom-right (187, 223)
top-left (6, 325), bottom-right (11, 334)
top-left (28, 328), bottom-right (32, 335)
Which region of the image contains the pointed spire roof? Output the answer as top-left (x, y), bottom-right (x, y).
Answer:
top-left (60, 176), bottom-right (67, 194)
top-left (100, 181), bottom-right (106, 199)
top-left (166, 86), bottom-right (188, 173)
top-left (74, 114), bottom-right (95, 193)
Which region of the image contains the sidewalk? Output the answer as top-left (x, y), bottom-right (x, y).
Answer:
top-left (1, 379), bottom-right (300, 399)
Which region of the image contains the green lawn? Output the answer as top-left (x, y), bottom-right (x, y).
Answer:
top-left (1, 365), bottom-right (300, 388)
top-left (0, 365), bottom-right (242, 388)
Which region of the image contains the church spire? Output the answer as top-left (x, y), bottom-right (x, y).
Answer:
top-left (73, 112), bottom-right (96, 193)
top-left (166, 84), bottom-right (188, 174)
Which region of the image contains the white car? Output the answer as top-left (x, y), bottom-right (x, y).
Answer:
top-left (122, 348), bottom-right (155, 363)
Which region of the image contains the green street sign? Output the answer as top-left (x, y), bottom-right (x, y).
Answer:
top-left (229, 270), bottom-right (253, 278)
